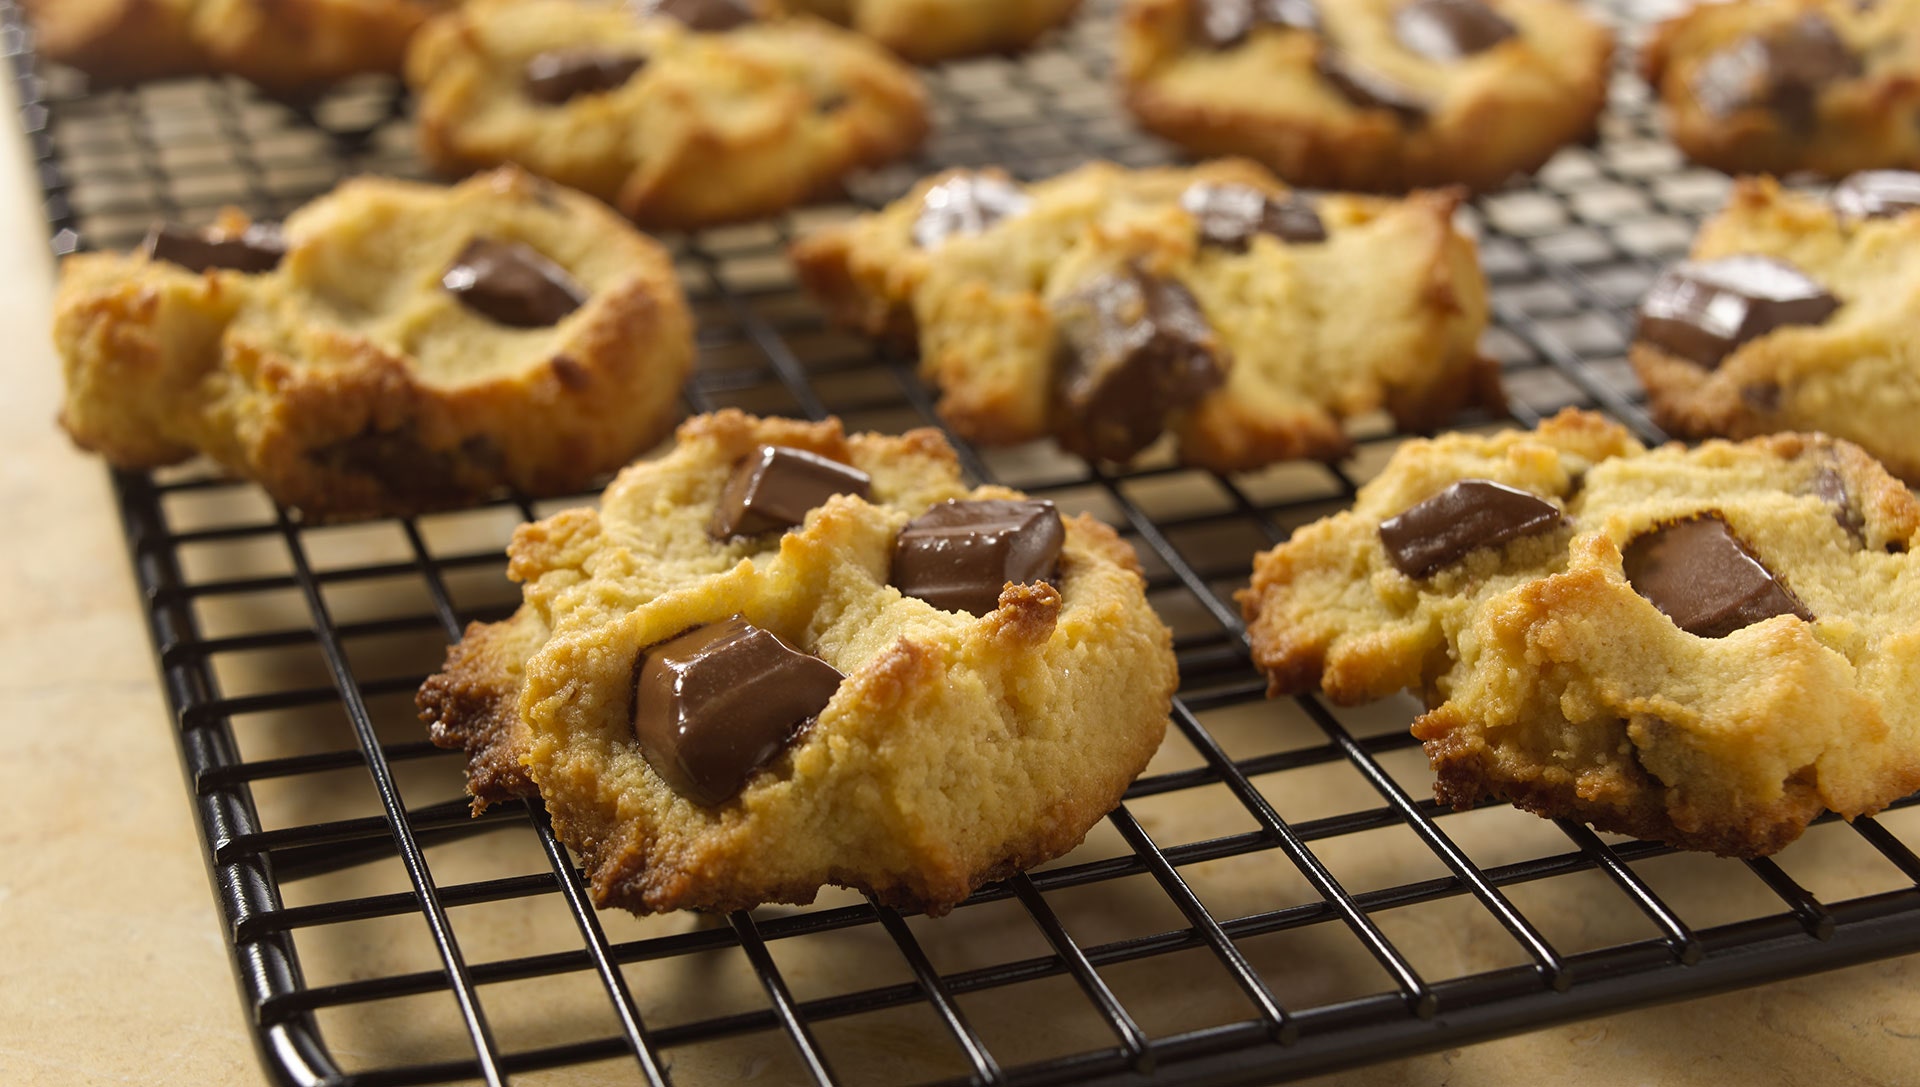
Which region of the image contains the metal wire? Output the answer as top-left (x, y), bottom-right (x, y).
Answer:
top-left (11, 0), bottom-right (1920, 1084)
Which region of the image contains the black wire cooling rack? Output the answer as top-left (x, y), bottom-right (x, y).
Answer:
top-left (12, 1), bottom-right (1920, 1084)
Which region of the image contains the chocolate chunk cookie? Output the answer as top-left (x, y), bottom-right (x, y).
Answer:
top-left (53, 167), bottom-right (694, 520)
top-left (418, 411), bottom-right (1175, 914)
top-left (1630, 174), bottom-right (1920, 484)
top-left (791, 159), bottom-right (1500, 469)
top-left (1241, 409), bottom-right (1920, 857)
top-left (407, 0), bottom-right (929, 229)
top-left (1117, 0), bottom-right (1613, 192)
top-left (1643, 0), bottom-right (1920, 177)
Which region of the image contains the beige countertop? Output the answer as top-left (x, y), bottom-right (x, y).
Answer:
top-left (1, 76), bottom-right (1916, 1087)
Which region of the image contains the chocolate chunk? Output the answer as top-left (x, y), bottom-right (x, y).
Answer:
top-left (1691, 15), bottom-right (1858, 128)
top-left (634, 0), bottom-right (754, 31)
top-left (1190, 0), bottom-right (1321, 49)
top-left (708, 444), bottom-right (873, 539)
top-left (910, 173), bottom-right (1032, 250)
top-left (441, 237), bottom-right (587, 328)
top-left (1393, 0), bottom-right (1517, 61)
top-left (1623, 515), bottom-right (1811, 638)
top-left (632, 616), bottom-right (842, 806)
top-left (1316, 48), bottom-right (1430, 123)
top-left (524, 49), bottom-right (648, 104)
top-left (1832, 170), bottom-right (1920, 220)
top-left (1811, 466), bottom-right (1866, 546)
top-left (1635, 256), bottom-right (1839, 369)
top-left (1378, 479), bottom-right (1563, 578)
top-left (1740, 382), bottom-right (1782, 413)
top-left (1181, 182), bottom-right (1327, 251)
top-left (1052, 266), bottom-right (1230, 461)
top-left (890, 499), bottom-right (1064, 616)
top-left (142, 221), bottom-right (287, 274)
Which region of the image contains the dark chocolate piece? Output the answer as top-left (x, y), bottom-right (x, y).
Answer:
top-left (1832, 170), bottom-right (1920, 220)
top-left (1623, 515), bottom-right (1811, 638)
top-left (1691, 14), bottom-right (1858, 128)
top-left (1052, 265), bottom-right (1230, 461)
top-left (1393, 0), bottom-right (1517, 62)
top-left (632, 616), bottom-right (842, 806)
top-left (441, 237), bottom-right (587, 328)
top-left (142, 221), bottom-right (287, 274)
top-left (910, 173), bottom-right (1032, 250)
top-left (708, 444), bottom-right (873, 539)
top-left (1811, 466), bottom-right (1866, 546)
top-left (1181, 182), bottom-right (1327, 251)
top-left (1635, 256), bottom-right (1839, 369)
top-left (1316, 48), bottom-right (1430, 123)
top-left (635, 0), bottom-right (754, 32)
top-left (890, 499), bottom-right (1065, 616)
top-left (1378, 479), bottom-right (1563, 578)
top-left (524, 49), bottom-right (648, 104)
top-left (1190, 0), bottom-right (1321, 49)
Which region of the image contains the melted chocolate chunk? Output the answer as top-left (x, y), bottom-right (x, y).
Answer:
top-left (1691, 14), bottom-right (1858, 128)
top-left (708, 444), bottom-right (873, 539)
top-left (910, 173), bottom-right (1032, 250)
top-left (1190, 0), bottom-right (1321, 49)
top-left (634, 0), bottom-right (754, 31)
top-left (142, 221), bottom-right (287, 274)
top-left (1832, 170), bottom-right (1920, 220)
top-left (1623, 515), bottom-right (1811, 638)
top-left (632, 616), bottom-right (842, 807)
top-left (890, 499), bottom-right (1064, 616)
top-left (1181, 182), bottom-right (1327, 251)
top-left (1393, 0), bottom-right (1517, 62)
top-left (1811, 466), bottom-right (1866, 546)
top-left (1316, 49), bottom-right (1430, 122)
top-left (1635, 256), bottom-right (1840, 369)
top-left (524, 49), bottom-right (648, 104)
top-left (441, 237), bottom-right (587, 328)
top-left (1052, 266), bottom-right (1230, 461)
top-left (1378, 479), bottom-right (1563, 578)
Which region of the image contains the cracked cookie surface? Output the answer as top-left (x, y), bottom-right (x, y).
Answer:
top-left (54, 166), bottom-right (693, 520)
top-left (407, 0), bottom-right (928, 229)
top-left (419, 411), bottom-right (1176, 914)
top-left (792, 159), bottom-right (1499, 470)
top-left (1241, 409), bottom-right (1920, 856)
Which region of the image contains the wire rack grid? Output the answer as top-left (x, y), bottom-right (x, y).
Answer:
top-left (10, 0), bottom-right (1920, 1085)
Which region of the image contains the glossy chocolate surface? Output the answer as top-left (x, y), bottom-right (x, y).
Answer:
top-left (1316, 49), bottom-right (1430, 122)
top-left (1190, 0), bottom-right (1321, 49)
top-left (1378, 479), bottom-right (1563, 577)
top-left (524, 49), bottom-right (648, 104)
top-left (890, 499), bottom-right (1064, 616)
top-left (1832, 170), bottom-right (1920, 220)
top-left (1181, 182), bottom-right (1327, 251)
top-left (910, 173), bottom-right (1033, 250)
top-left (1635, 256), bottom-right (1839, 369)
top-left (708, 444), bottom-right (873, 539)
top-left (1691, 14), bottom-right (1857, 127)
top-left (1393, 0), bottom-right (1517, 62)
top-left (142, 221), bottom-right (287, 274)
top-left (1623, 515), bottom-right (1811, 638)
top-left (635, 0), bottom-right (754, 31)
top-left (1052, 266), bottom-right (1229, 462)
top-left (632, 616), bottom-right (842, 807)
top-left (441, 237), bottom-right (588, 328)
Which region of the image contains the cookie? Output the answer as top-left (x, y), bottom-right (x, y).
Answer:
top-left (1642, 0), bottom-right (1920, 177)
top-left (23, 0), bottom-right (453, 93)
top-left (418, 411), bottom-right (1176, 914)
top-left (53, 166), bottom-right (694, 520)
top-left (1629, 173), bottom-right (1920, 485)
top-left (406, 0), bottom-right (929, 229)
top-left (1116, 0), bottom-right (1612, 193)
top-left (1240, 409), bottom-right (1920, 857)
top-left (771, 0), bottom-right (1082, 63)
top-left (792, 159), bottom-right (1500, 469)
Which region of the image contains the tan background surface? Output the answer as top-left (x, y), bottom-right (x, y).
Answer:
top-left (1, 74), bottom-right (1917, 1087)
